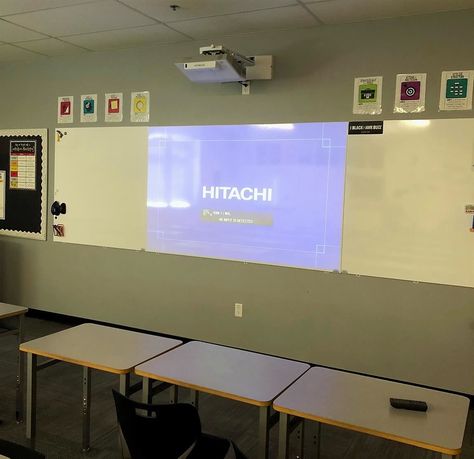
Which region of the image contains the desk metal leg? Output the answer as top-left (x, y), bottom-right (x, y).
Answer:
top-left (26, 353), bottom-right (37, 449)
top-left (119, 373), bottom-right (130, 396)
top-left (258, 405), bottom-right (270, 459)
top-left (169, 385), bottom-right (178, 404)
top-left (307, 421), bottom-right (321, 459)
top-left (296, 419), bottom-right (305, 458)
top-left (142, 377), bottom-right (152, 404)
top-left (278, 413), bottom-right (289, 459)
top-left (16, 314), bottom-right (25, 423)
top-left (189, 390), bottom-right (199, 410)
top-left (82, 367), bottom-right (91, 452)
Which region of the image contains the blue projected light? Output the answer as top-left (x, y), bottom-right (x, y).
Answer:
top-left (147, 122), bottom-right (348, 271)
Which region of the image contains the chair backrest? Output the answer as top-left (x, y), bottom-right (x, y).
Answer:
top-left (0, 438), bottom-right (45, 459)
top-left (112, 389), bottom-right (202, 459)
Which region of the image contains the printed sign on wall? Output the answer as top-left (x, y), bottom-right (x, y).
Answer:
top-left (353, 76), bottom-right (383, 115)
top-left (9, 140), bottom-right (36, 190)
top-left (57, 96), bottom-right (73, 123)
top-left (0, 170), bottom-right (5, 220)
top-left (105, 93), bottom-right (123, 122)
top-left (394, 73), bottom-right (427, 113)
top-left (80, 94), bottom-right (98, 123)
top-left (439, 70), bottom-right (474, 111)
top-left (130, 91), bottom-right (150, 123)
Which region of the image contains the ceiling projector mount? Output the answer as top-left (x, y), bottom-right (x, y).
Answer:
top-left (175, 44), bottom-right (273, 95)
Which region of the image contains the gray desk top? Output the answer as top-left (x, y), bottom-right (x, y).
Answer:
top-left (20, 323), bottom-right (182, 374)
top-left (0, 303), bottom-right (28, 319)
top-left (135, 341), bottom-right (310, 406)
top-left (273, 367), bottom-right (470, 455)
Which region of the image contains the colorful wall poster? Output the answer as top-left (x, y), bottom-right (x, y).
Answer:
top-left (57, 96), bottom-right (73, 123)
top-left (9, 140), bottom-right (36, 190)
top-left (394, 73), bottom-right (427, 113)
top-left (0, 170), bottom-right (5, 220)
top-left (105, 93), bottom-right (123, 122)
top-left (439, 70), bottom-right (474, 111)
top-left (80, 94), bottom-right (98, 123)
top-left (353, 76), bottom-right (383, 115)
top-left (130, 91), bottom-right (150, 123)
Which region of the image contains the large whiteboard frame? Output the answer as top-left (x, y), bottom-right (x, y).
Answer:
top-left (342, 119), bottom-right (474, 288)
top-left (52, 121), bottom-right (474, 288)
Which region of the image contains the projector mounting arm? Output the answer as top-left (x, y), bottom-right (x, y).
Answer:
top-left (199, 44), bottom-right (255, 68)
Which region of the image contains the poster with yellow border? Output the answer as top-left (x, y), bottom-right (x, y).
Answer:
top-left (131, 91), bottom-right (150, 123)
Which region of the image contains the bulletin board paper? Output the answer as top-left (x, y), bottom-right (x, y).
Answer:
top-left (0, 129), bottom-right (47, 240)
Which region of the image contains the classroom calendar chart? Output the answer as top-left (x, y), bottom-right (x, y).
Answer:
top-left (9, 140), bottom-right (36, 191)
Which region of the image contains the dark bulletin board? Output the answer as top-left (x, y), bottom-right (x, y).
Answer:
top-left (0, 130), bottom-right (47, 240)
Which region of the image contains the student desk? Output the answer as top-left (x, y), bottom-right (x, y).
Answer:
top-left (0, 303), bottom-right (28, 423)
top-left (20, 323), bottom-right (182, 451)
top-left (273, 367), bottom-right (470, 459)
top-left (135, 340), bottom-right (310, 459)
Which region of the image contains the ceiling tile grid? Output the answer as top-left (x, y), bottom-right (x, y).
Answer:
top-left (15, 38), bottom-right (89, 56)
top-left (0, 0), bottom-right (471, 62)
top-left (62, 23), bottom-right (189, 51)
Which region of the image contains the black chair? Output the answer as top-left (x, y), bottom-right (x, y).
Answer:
top-left (0, 438), bottom-right (45, 459)
top-left (112, 389), bottom-right (247, 459)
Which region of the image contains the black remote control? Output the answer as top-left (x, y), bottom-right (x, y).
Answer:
top-left (390, 398), bottom-right (428, 412)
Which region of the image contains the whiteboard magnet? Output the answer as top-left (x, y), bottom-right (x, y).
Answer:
top-left (53, 224), bottom-right (65, 237)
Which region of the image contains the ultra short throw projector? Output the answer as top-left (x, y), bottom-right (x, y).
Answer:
top-left (175, 44), bottom-right (272, 84)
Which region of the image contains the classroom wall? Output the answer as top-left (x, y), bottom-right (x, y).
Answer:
top-left (0, 10), bottom-right (473, 394)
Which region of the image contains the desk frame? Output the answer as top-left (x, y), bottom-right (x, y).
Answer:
top-left (274, 367), bottom-right (467, 459)
top-left (24, 352), bottom-right (135, 452)
top-left (21, 323), bottom-right (182, 452)
top-left (0, 306), bottom-right (27, 423)
top-left (136, 341), bottom-right (309, 459)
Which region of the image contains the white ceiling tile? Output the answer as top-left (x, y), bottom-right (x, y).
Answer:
top-left (15, 38), bottom-right (89, 56)
top-left (306, 0), bottom-right (474, 24)
top-left (0, 43), bottom-right (44, 61)
top-left (120, 0), bottom-right (298, 22)
top-left (0, 0), bottom-right (97, 16)
top-left (6, 0), bottom-right (156, 36)
top-left (170, 5), bottom-right (318, 39)
top-left (61, 24), bottom-right (189, 50)
top-left (0, 19), bottom-right (48, 42)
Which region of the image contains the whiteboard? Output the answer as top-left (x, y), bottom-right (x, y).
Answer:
top-left (53, 121), bottom-right (474, 288)
top-left (342, 119), bottom-right (474, 288)
top-left (53, 127), bottom-right (148, 250)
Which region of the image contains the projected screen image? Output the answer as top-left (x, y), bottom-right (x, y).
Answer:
top-left (147, 122), bottom-right (348, 271)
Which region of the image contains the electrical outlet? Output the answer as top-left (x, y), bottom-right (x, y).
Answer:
top-left (234, 303), bottom-right (243, 318)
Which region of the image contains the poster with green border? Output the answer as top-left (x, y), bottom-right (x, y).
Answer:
top-left (353, 76), bottom-right (383, 115)
top-left (439, 70), bottom-right (474, 111)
